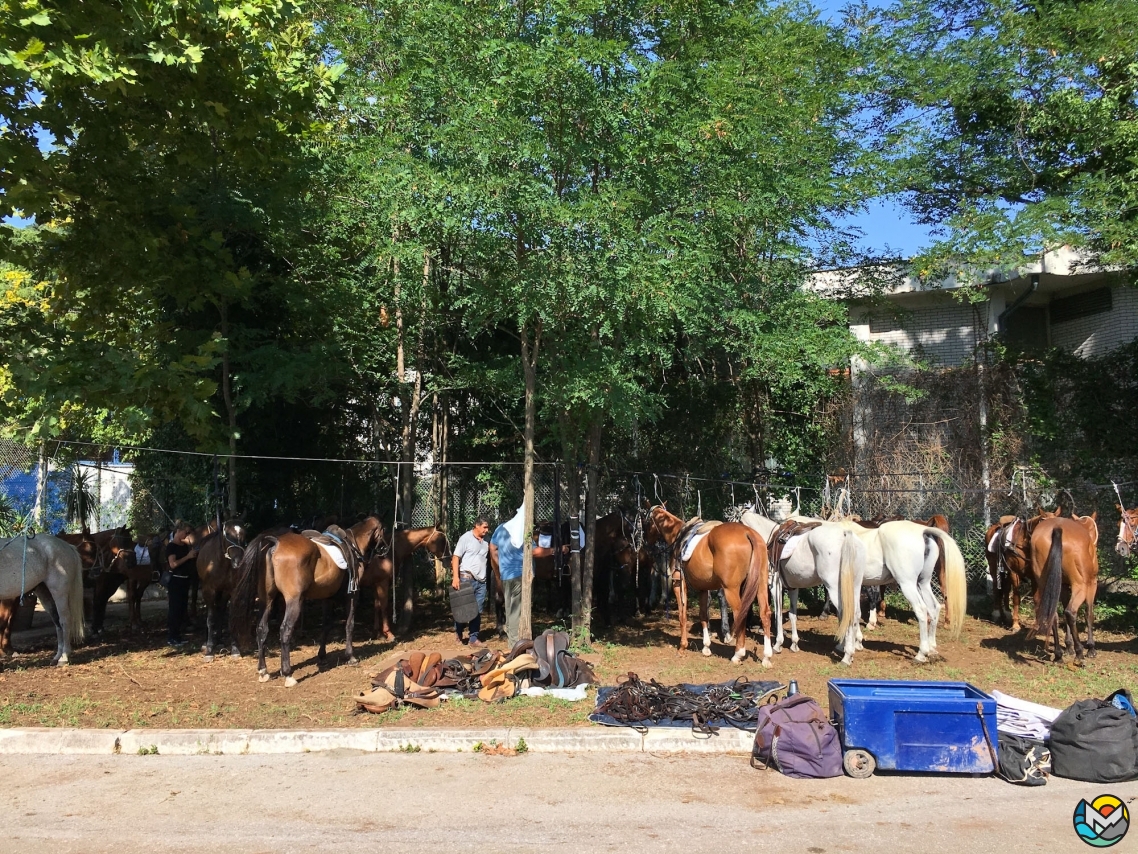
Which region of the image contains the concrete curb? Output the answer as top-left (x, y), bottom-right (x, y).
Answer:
top-left (0, 726), bottom-right (754, 756)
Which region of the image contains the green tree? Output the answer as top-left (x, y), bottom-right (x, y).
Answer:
top-left (859, 0), bottom-right (1138, 274)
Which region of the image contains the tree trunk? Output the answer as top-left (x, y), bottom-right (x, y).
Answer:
top-left (580, 418), bottom-right (602, 644)
top-left (220, 303), bottom-right (238, 515)
top-left (519, 319), bottom-right (541, 641)
top-left (561, 416), bottom-right (584, 625)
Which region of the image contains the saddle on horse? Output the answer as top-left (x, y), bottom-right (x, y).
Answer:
top-left (767, 520), bottom-right (823, 571)
top-left (303, 525), bottom-right (363, 593)
top-left (674, 519), bottom-right (722, 573)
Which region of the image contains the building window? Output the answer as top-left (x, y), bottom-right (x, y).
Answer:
top-left (1050, 287), bottom-right (1112, 323)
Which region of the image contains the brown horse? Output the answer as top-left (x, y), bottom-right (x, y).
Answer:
top-left (231, 516), bottom-right (385, 686)
top-left (193, 518), bottom-right (248, 661)
top-left (60, 526), bottom-right (142, 635)
top-left (647, 506), bottom-right (771, 667)
top-left (360, 525), bottom-right (448, 640)
top-left (1028, 512), bottom-right (1099, 663)
top-left (986, 516), bottom-right (1033, 631)
top-left (1116, 505), bottom-right (1138, 559)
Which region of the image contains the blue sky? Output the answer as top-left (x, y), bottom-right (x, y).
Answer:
top-left (813, 0), bottom-right (935, 258)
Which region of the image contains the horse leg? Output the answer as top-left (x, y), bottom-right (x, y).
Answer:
top-left (1085, 582), bottom-right (1097, 659)
top-left (865, 587), bottom-right (880, 630)
top-left (718, 589), bottom-right (733, 644)
top-left (741, 580), bottom-right (772, 669)
top-left (344, 590), bottom-right (358, 665)
top-left (34, 582), bottom-right (68, 665)
top-left (256, 603), bottom-right (272, 682)
top-left (788, 588), bottom-right (801, 653)
top-left (1065, 587), bottom-right (1087, 664)
top-left (699, 591), bottom-right (712, 657)
top-left (876, 585), bottom-right (888, 625)
top-left (202, 593), bottom-right (217, 661)
top-left (773, 576), bottom-right (785, 653)
top-left (673, 572), bottom-right (688, 653)
top-left (1010, 574), bottom-right (1023, 632)
top-left (224, 595), bottom-right (240, 658)
top-left (895, 577), bottom-right (933, 662)
top-left (280, 597), bottom-right (302, 687)
top-left (318, 600), bottom-right (331, 668)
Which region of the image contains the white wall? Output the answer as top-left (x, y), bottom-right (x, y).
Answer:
top-left (1050, 285), bottom-right (1138, 357)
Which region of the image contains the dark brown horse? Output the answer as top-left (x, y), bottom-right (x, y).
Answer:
top-left (60, 526), bottom-right (141, 635)
top-left (231, 516), bottom-right (385, 686)
top-left (647, 505), bottom-right (771, 667)
top-left (193, 518), bottom-right (249, 661)
top-left (360, 525), bottom-right (448, 640)
top-left (1028, 512), bottom-right (1099, 663)
top-left (986, 515), bottom-right (1034, 631)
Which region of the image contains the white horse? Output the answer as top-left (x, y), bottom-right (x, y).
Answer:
top-left (839, 520), bottom-right (967, 662)
top-left (0, 534), bottom-right (86, 665)
top-left (741, 511), bottom-right (866, 665)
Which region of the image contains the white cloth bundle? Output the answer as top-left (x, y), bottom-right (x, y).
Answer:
top-left (992, 689), bottom-right (1062, 742)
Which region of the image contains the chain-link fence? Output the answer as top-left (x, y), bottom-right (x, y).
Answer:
top-left (6, 437), bottom-right (1136, 595)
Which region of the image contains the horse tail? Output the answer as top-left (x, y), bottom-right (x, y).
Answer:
top-left (925, 528), bottom-right (967, 640)
top-left (65, 544), bottom-right (86, 645)
top-left (230, 534), bottom-right (277, 648)
top-left (737, 529), bottom-right (767, 623)
top-left (836, 531), bottom-right (858, 643)
top-left (1037, 526), bottom-right (1064, 639)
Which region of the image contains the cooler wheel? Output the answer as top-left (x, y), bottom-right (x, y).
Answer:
top-left (843, 748), bottom-right (875, 778)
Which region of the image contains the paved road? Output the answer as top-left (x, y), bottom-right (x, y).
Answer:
top-left (3, 752), bottom-right (1127, 852)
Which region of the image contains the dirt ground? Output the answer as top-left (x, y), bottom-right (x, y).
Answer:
top-left (2, 592), bottom-right (1137, 729)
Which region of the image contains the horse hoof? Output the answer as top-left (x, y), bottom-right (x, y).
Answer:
top-left (701, 647), bottom-right (712, 657)
top-left (55, 657), bottom-right (69, 667)
top-left (346, 657), bottom-right (359, 667)
top-left (384, 633), bottom-right (395, 642)
top-left (284, 676), bottom-right (298, 688)
top-left (790, 644), bottom-right (799, 653)
top-left (760, 658), bottom-right (772, 669)
top-left (914, 653), bottom-right (928, 664)
top-left (855, 642), bottom-right (864, 651)
top-left (722, 634), bottom-right (734, 645)
top-left (202, 654), bottom-right (214, 663)
top-left (230, 653), bottom-right (242, 660)
top-left (773, 645), bottom-right (783, 654)
top-left (258, 671), bottom-right (270, 683)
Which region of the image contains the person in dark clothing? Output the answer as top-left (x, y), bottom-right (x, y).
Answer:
top-left (166, 523), bottom-right (198, 647)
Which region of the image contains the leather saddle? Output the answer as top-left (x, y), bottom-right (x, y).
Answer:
top-left (767, 520), bottom-right (823, 569)
top-left (530, 629), bottom-right (596, 689)
top-left (304, 525), bottom-right (363, 593)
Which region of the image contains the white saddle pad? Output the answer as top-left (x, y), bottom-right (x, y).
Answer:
top-left (315, 540), bottom-right (348, 569)
top-left (780, 533), bottom-right (808, 562)
top-left (988, 520), bottom-right (1017, 553)
top-left (681, 531), bottom-right (710, 562)
top-left (537, 533), bottom-right (552, 549)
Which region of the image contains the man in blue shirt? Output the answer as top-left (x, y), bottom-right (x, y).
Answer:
top-left (489, 519), bottom-right (524, 648)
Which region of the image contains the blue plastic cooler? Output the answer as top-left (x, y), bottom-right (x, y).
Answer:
top-left (827, 679), bottom-right (998, 777)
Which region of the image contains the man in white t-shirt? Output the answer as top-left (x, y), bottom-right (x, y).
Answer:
top-left (451, 517), bottom-right (490, 647)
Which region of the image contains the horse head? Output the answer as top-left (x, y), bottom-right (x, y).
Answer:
top-left (425, 527), bottom-right (451, 559)
top-left (646, 505), bottom-right (681, 546)
top-left (1118, 506), bottom-right (1138, 558)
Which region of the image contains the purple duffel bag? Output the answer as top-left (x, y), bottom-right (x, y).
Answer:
top-left (751, 693), bottom-right (843, 778)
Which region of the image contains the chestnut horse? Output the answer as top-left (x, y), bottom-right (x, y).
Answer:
top-left (647, 506), bottom-right (771, 667)
top-left (194, 518), bottom-right (248, 661)
top-left (1117, 505), bottom-right (1138, 559)
top-left (231, 516), bottom-right (385, 686)
top-left (360, 525), bottom-right (446, 640)
top-left (1028, 513), bottom-right (1099, 664)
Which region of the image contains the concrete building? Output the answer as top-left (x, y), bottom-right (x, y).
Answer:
top-left (814, 247), bottom-right (1138, 366)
